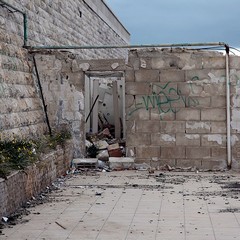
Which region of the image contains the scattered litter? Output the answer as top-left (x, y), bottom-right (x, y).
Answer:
top-left (97, 160), bottom-right (107, 169)
top-left (134, 163), bottom-right (151, 171)
top-left (55, 221), bottom-right (66, 230)
top-left (2, 217), bottom-right (8, 223)
top-left (97, 150), bottom-right (109, 161)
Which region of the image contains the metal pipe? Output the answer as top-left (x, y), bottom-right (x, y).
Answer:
top-left (23, 13), bottom-right (28, 47)
top-left (0, 0), bottom-right (28, 47)
top-left (27, 42), bottom-right (226, 50)
top-left (225, 45), bottom-right (232, 168)
top-left (32, 55), bottom-right (52, 136)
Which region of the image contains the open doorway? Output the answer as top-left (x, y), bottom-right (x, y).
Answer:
top-left (84, 71), bottom-right (126, 159)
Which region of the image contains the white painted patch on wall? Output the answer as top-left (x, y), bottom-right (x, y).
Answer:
top-left (231, 135), bottom-right (239, 146)
top-left (207, 134), bottom-right (223, 145)
top-left (186, 122), bottom-right (210, 130)
top-left (208, 73), bottom-right (225, 83)
top-left (111, 63), bottom-right (119, 69)
top-left (161, 134), bottom-right (176, 142)
top-left (185, 134), bottom-right (199, 140)
top-left (182, 64), bottom-right (196, 70)
top-left (140, 58), bottom-right (147, 68)
top-left (132, 120), bottom-right (136, 131)
top-left (129, 149), bottom-right (135, 157)
top-left (231, 109), bottom-right (240, 131)
top-left (79, 63), bottom-right (90, 71)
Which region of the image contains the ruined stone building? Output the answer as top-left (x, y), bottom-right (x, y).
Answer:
top-left (1, 0), bottom-right (240, 217)
top-left (0, 0), bottom-right (130, 217)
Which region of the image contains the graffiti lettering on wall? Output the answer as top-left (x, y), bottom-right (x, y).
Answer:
top-left (128, 81), bottom-right (199, 116)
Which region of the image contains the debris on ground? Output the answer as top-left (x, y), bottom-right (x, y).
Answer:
top-left (55, 221), bottom-right (66, 230)
top-left (85, 125), bottom-right (126, 170)
top-left (2, 170), bottom-right (240, 238)
top-left (0, 176), bottom-right (68, 232)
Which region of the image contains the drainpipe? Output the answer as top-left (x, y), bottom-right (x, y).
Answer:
top-left (0, 0), bottom-right (28, 47)
top-left (225, 45), bottom-right (232, 168)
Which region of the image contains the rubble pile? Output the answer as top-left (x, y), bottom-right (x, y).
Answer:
top-left (71, 127), bottom-right (132, 171)
top-left (86, 128), bottom-right (125, 159)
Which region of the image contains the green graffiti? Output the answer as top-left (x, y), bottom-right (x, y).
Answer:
top-left (188, 76), bottom-right (199, 93)
top-left (128, 81), bottom-right (199, 116)
top-left (236, 78), bottom-right (240, 100)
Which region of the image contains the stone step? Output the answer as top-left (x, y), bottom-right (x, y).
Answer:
top-left (72, 158), bottom-right (98, 169)
top-left (109, 157), bottom-right (135, 170)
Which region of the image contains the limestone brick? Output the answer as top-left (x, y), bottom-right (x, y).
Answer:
top-left (161, 146), bottom-right (185, 159)
top-left (150, 109), bottom-right (175, 121)
top-left (135, 69), bottom-right (160, 82)
top-left (160, 121), bottom-right (185, 133)
top-left (186, 121), bottom-right (211, 134)
top-left (126, 133), bottom-right (151, 146)
top-left (186, 147), bottom-right (211, 159)
top-left (125, 70), bottom-right (135, 82)
top-left (176, 133), bottom-right (200, 146)
top-left (151, 133), bottom-right (176, 146)
top-left (211, 122), bottom-right (227, 133)
top-left (201, 134), bottom-right (227, 147)
top-left (230, 56), bottom-right (240, 69)
top-left (201, 160), bottom-right (227, 170)
top-left (125, 82), bottom-right (151, 95)
top-left (176, 159), bottom-right (202, 168)
top-left (136, 121), bottom-right (160, 133)
top-left (160, 69), bottom-right (185, 82)
top-left (211, 147), bottom-right (227, 159)
top-left (201, 109), bottom-right (226, 121)
top-left (201, 56), bottom-right (225, 69)
top-left (176, 109), bottom-right (200, 121)
top-left (136, 146), bottom-right (160, 159)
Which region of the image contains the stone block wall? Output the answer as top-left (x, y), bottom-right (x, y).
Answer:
top-left (0, 0), bottom-right (129, 59)
top-left (126, 48), bottom-right (240, 170)
top-left (0, 0), bottom-right (129, 139)
top-left (230, 57), bottom-right (240, 169)
top-left (34, 51), bottom-right (126, 157)
top-left (0, 44), bottom-right (47, 139)
top-left (0, 140), bottom-right (73, 218)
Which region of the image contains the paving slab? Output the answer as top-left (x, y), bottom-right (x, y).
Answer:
top-left (1, 171), bottom-right (240, 240)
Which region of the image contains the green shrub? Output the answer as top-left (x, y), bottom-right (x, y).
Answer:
top-left (0, 130), bottom-right (72, 179)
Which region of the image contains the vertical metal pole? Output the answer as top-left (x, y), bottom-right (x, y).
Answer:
top-left (32, 55), bottom-right (52, 136)
top-left (225, 45), bottom-right (232, 168)
top-left (113, 81), bottom-right (121, 139)
top-left (92, 80), bottom-right (99, 133)
top-left (23, 13), bottom-right (28, 47)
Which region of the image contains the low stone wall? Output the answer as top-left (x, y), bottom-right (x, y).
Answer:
top-left (0, 140), bottom-right (73, 218)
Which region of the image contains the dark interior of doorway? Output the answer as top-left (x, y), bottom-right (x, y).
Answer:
top-left (85, 72), bottom-right (126, 159)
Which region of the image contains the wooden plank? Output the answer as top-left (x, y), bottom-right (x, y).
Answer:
top-left (113, 81), bottom-right (121, 138)
top-left (121, 77), bottom-right (126, 138)
top-left (92, 79), bottom-right (99, 133)
top-left (85, 75), bottom-right (90, 132)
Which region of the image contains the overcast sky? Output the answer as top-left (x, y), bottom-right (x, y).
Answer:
top-left (105, 0), bottom-right (240, 48)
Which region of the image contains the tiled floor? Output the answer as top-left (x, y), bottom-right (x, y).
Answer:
top-left (1, 171), bottom-right (240, 240)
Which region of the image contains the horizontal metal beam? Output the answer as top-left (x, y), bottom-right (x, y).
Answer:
top-left (27, 42), bottom-right (227, 50)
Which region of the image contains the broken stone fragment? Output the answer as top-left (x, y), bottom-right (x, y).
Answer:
top-left (79, 63), bottom-right (90, 71)
top-left (108, 143), bottom-right (122, 157)
top-left (111, 62), bottom-right (119, 69)
top-left (97, 150), bottom-right (109, 161)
